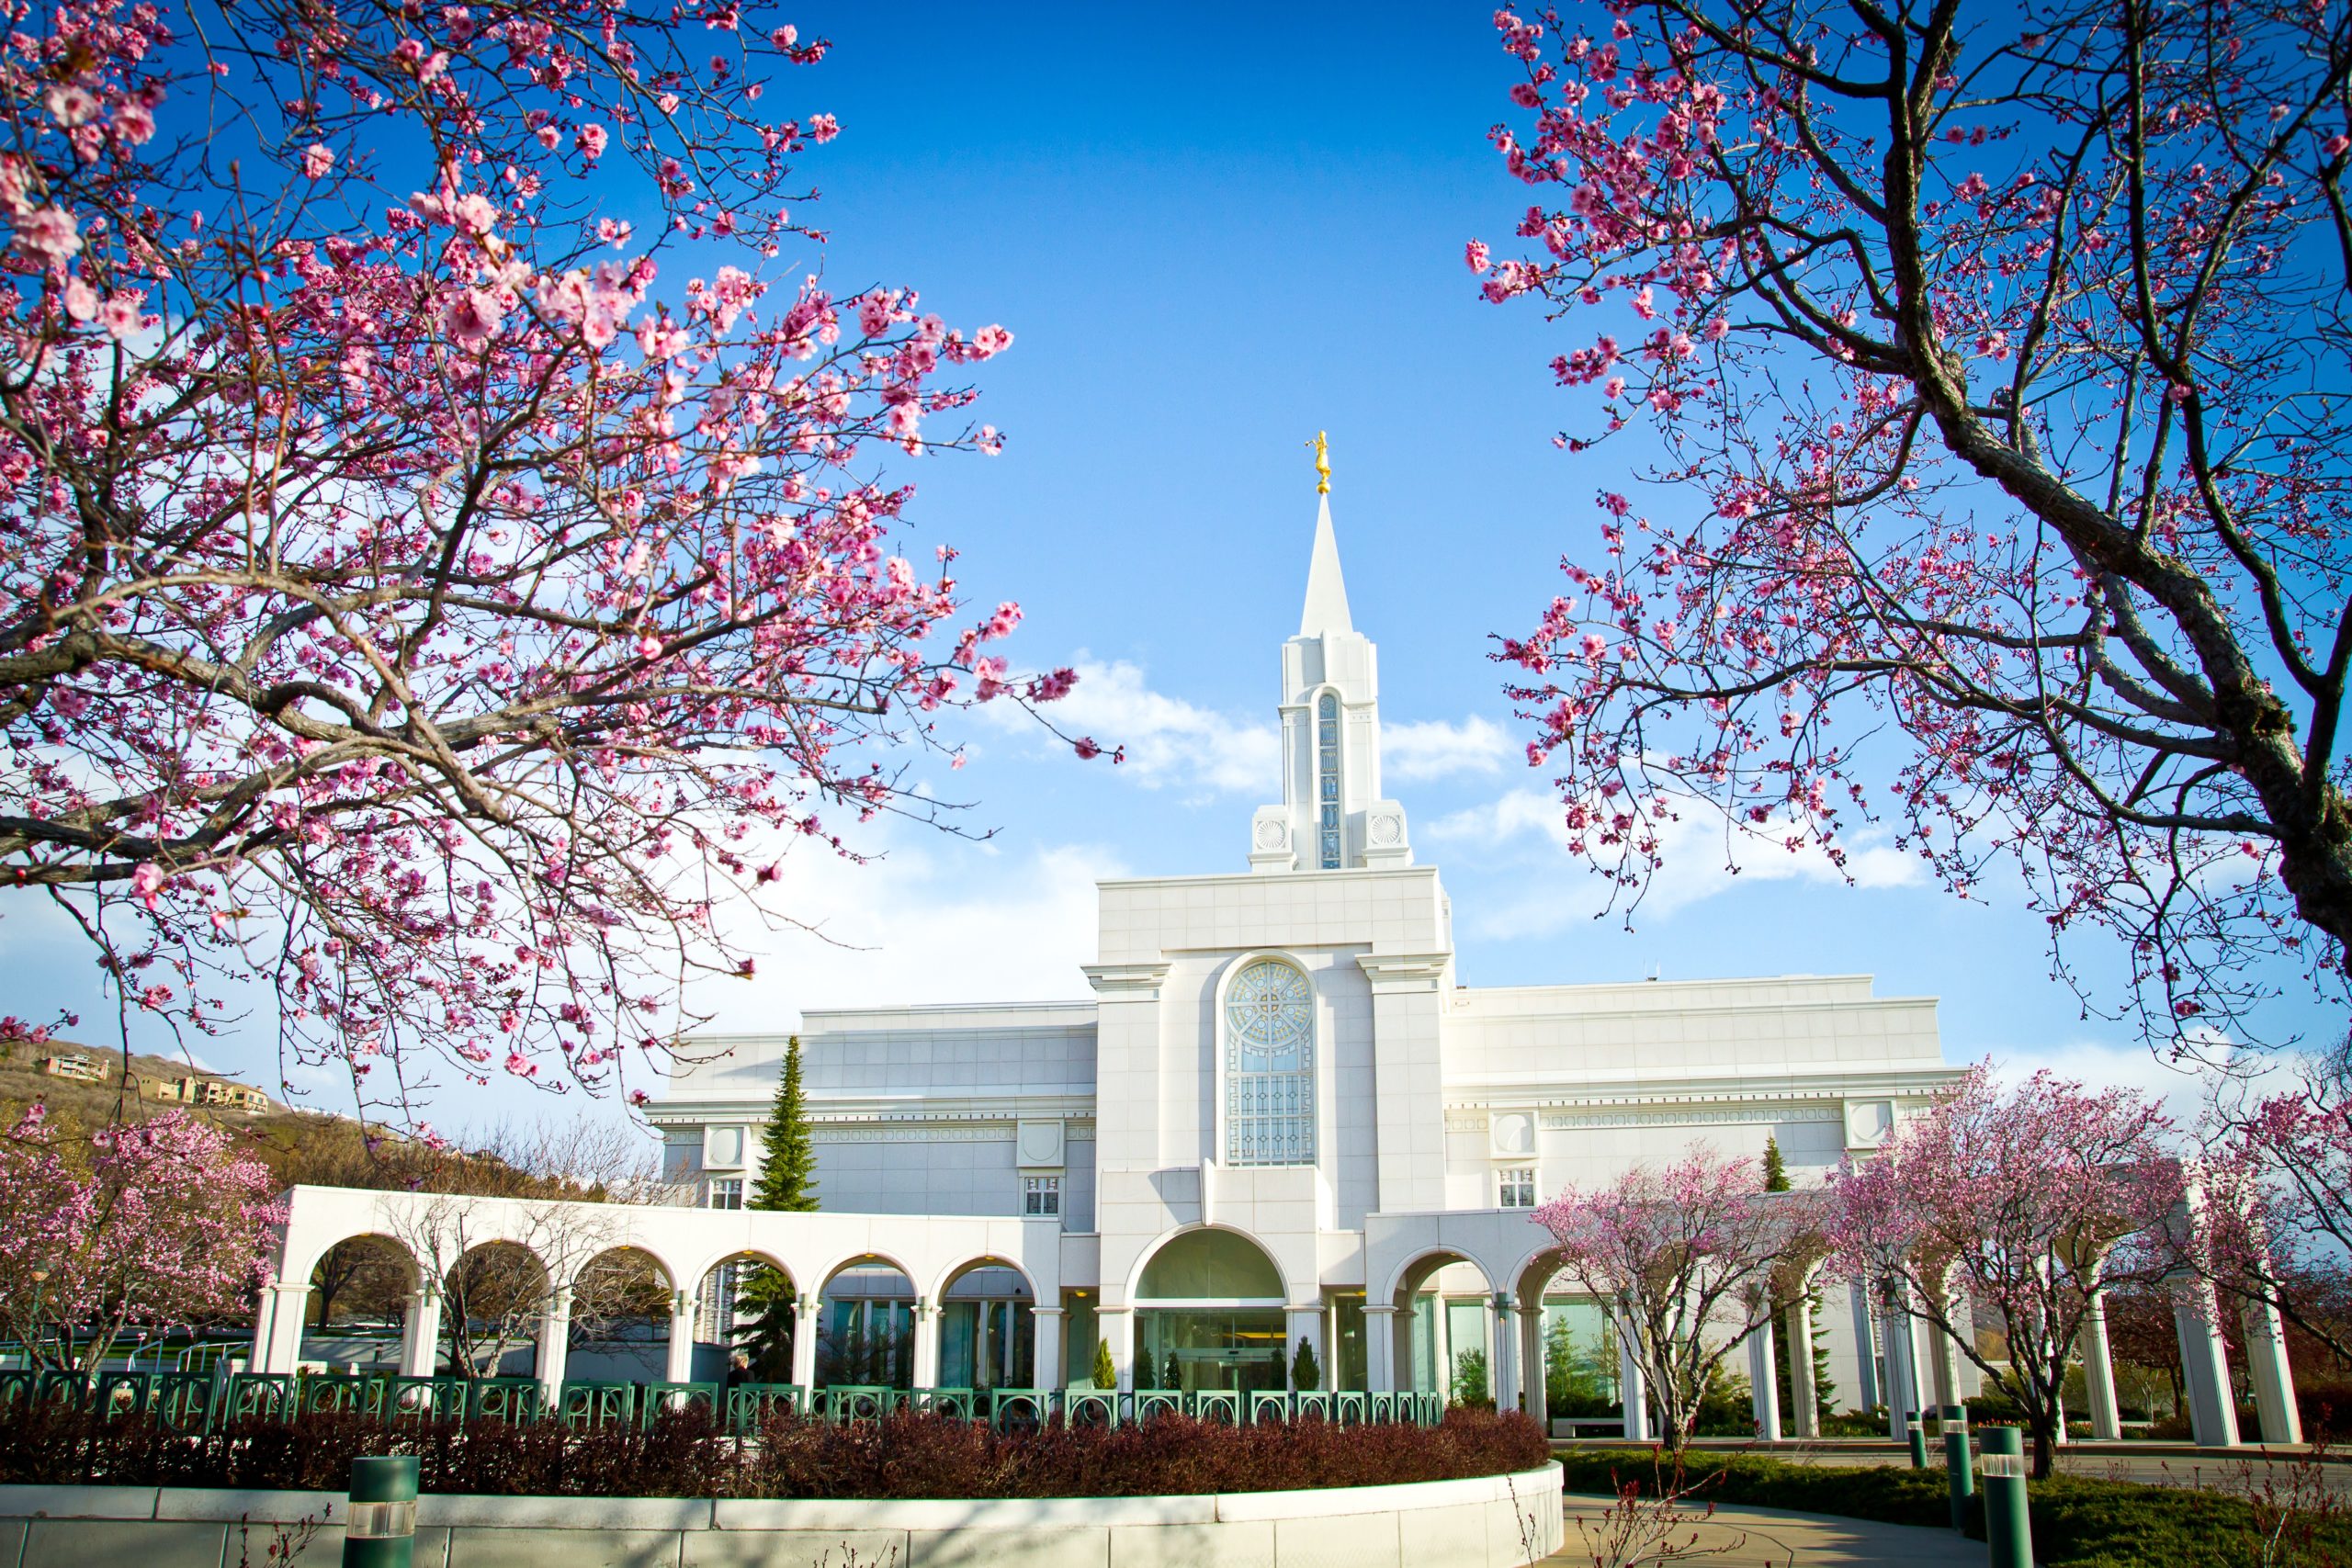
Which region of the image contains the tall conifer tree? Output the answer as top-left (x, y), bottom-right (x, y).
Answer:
top-left (735, 1038), bottom-right (818, 1378)
top-left (752, 1037), bottom-right (819, 1212)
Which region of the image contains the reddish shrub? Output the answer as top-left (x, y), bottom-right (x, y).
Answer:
top-left (0, 1402), bottom-right (1547, 1498)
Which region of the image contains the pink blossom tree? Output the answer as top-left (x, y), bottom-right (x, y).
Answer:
top-left (1828, 1066), bottom-right (2181, 1478)
top-left (0, 0), bottom-right (1091, 1118)
top-left (1532, 1145), bottom-right (1816, 1453)
top-left (1475, 0), bottom-right (2352, 1056)
top-left (0, 1105), bottom-right (282, 1373)
top-left (2195, 1088), bottom-right (2352, 1366)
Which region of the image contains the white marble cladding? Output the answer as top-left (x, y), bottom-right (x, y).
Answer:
top-left (1440, 975), bottom-right (1942, 1085)
top-left (1095, 865), bottom-right (1449, 965)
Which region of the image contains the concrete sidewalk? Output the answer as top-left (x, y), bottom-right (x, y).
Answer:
top-left (1556, 1499), bottom-right (1983, 1566)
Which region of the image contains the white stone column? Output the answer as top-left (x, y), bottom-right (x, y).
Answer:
top-left (1746, 1314), bottom-right (1782, 1442)
top-left (251, 1281), bottom-right (309, 1376)
top-left (1785, 1296), bottom-right (1819, 1438)
top-left (1286, 1303), bottom-right (1327, 1391)
top-left (1881, 1292), bottom-right (1918, 1441)
top-left (2243, 1295), bottom-right (2303, 1446)
top-left (1482, 1296), bottom-right (1510, 1411)
top-left (399, 1287), bottom-right (443, 1378)
top-left (1102, 1305), bottom-right (1135, 1392)
top-left (537, 1287), bottom-right (572, 1404)
top-left (1926, 1290), bottom-right (1962, 1409)
top-left (1617, 1320), bottom-right (1652, 1441)
top-left (1364, 1304), bottom-right (1399, 1393)
top-left (1521, 1298), bottom-right (1547, 1424)
top-left (911, 1298), bottom-right (940, 1391)
top-left (791, 1298), bottom-right (820, 1388)
top-left (1847, 1279), bottom-right (1880, 1411)
top-left (1430, 1293), bottom-right (1453, 1401)
top-left (665, 1288), bottom-right (698, 1383)
top-left (2080, 1290), bottom-right (2122, 1441)
top-left (1034, 1305), bottom-right (1066, 1391)
top-left (2173, 1280), bottom-right (2243, 1449)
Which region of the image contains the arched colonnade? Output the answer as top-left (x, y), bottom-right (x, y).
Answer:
top-left (255, 1184), bottom-right (1064, 1393)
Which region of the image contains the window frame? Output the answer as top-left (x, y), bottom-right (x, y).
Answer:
top-left (707, 1176), bottom-right (744, 1210)
top-left (1314, 689), bottom-right (1343, 869)
top-left (1497, 1167), bottom-right (1538, 1209)
top-left (1218, 953), bottom-right (1317, 1168)
top-left (1023, 1175), bottom-right (1061, 1217)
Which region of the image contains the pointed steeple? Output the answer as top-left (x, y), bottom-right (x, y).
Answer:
top-left (1299, 491), bottom-right (1353, 636)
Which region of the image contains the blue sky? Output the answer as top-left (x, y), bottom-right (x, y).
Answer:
top-left (0, 1), bottom-right (2284, 1127)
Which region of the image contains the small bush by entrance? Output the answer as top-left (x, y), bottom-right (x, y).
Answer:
top-left (0, 1403), bottom-right (1546, 1499)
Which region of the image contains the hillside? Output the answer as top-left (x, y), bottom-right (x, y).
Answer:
top-left (0, 1039), bottom-right (288, 1134)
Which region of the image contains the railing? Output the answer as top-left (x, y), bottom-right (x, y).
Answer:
top-left (0, 1366), bottom-right (1469, 1435)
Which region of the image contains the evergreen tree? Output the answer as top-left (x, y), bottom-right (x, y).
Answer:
top-left (1761, 1136), bottom-right (1790, 1192)
top-left (1091, 1337), bottom-right (1116, 1389)
top-left (1291, 1336), bottom-right (1320, 1392)
top-left (752, 1037), bottom-right (819, 1212)
top-left (733, 1038), bottom-right (819, 1379)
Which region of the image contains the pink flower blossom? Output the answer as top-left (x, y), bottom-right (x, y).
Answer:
top-left (16, 206), bottom-right (80, 264)
top-left (302, 143), bottom-right (334, 179)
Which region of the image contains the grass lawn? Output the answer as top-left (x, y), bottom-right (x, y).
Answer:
top-left (1557, 1447), bottom-right (2352, 1567)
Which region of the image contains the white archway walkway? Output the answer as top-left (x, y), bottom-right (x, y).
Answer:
top-left (254, 1184), bottom-right (1062, 1394)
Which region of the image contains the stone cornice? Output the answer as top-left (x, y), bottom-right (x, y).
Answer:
top-left (1354, 952), bottom-right (1453, 993)
top-left (1081, 962), bottom-right (1173, 998)
top-left (1441, 1066), bottom-right (1959, 1109)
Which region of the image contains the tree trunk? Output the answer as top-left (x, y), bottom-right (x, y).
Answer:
top-left (2030, 1416), bottom-right (2058, 1482)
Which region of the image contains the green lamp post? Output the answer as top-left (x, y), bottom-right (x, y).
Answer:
top-left (1978, 1426), bottom-right (2033, 1568)
top-left (1939, 1404), bottom-right (1973, 1531)
top-left (343, 1455), bottom-right (419, 1568)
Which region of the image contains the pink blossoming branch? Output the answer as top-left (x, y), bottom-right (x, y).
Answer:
top-left (1474, 0), bottom-right (2352, 1059)
top-left (0, 1102), bottom-right (281, 1375)
top-left (0, 0), bottom-right (1100, 1120)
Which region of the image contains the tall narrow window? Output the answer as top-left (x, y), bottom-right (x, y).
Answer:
top-left (1225, 959), bottom-right (1315, 1166)
top-left (1317, 692), bottom-right (1342, 869)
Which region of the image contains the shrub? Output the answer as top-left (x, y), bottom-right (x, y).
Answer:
top-left (1556, 1448), bottom-right (2352, 1567)
top-left (0, 1402), bottom-right (1549, 1498)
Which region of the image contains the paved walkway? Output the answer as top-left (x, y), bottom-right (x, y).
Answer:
top-left (1555, 1499), bottom-right (1982, 1566)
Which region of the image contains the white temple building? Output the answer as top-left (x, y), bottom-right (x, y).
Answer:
top-left (638, 472), bottom-right (1968, 1431)
top-left (249, 466), bottom-right (2308, 1448)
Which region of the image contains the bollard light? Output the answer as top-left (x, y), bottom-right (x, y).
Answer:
top-left (1977, 1426), bottom-right (2032, 1568)
top-left (1906, 1411), bottom-right (1928, 1470)
top-left (343, 1455), bottom-right (419, 1568)
top-left (1939, 1403), bottom-right (1973, 1532)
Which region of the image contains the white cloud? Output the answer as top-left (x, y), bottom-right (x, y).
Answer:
top-left (1430, 786), bottom-right (1926, 934)
top-left (987, 658), bottom-right (1276, 796)
top-left (1382, 716), bottom-right (1515, 782)
top-left (1970, 1034), bottom-right (2301, 1127)
top-left (694, 826), bottom-right (1124, 1028)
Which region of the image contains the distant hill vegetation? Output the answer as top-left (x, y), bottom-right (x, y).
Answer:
top-left (0, 1040), bottom-right (669, 1201)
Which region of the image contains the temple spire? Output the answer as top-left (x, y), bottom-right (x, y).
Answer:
top-left (1298, 458), bottom-right (1353, 637)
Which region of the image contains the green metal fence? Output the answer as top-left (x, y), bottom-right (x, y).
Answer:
top-left (0, 1348), bottom-right (1475, 1435)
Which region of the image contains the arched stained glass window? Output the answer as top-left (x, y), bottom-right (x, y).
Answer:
top-left (1224, 959), bottom-right (1315, 1167)
top-left (1316, 693), bottom-right (1341, 869)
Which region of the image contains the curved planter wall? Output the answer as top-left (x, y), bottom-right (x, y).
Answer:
top-left (0, 1465), bottom-right (1563, 1568)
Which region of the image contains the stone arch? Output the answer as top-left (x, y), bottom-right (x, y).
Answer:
top-left (440, 1237), bottom-right (553, 1379)
top-left (691, 1248), bottom-right (798, 1382)
top-left (930, 1253), bottom-right (1039, 1307)
top-left (302, 1233), bottom-right (418, 1370)
top-left (1126, 1225), bottom-right (1294, 1398)
top-left (1125, 1223), bottom-right (1291, 1305)
top-left (1378, 1246), bottom-right (1500, 1401)
top-left (814, 1252), bottom-right (920, 1390)
top-left (1379, 1244), bottom-right (1498, 1311)
top-left (556, 1245), bottom-right (676, 1383)
top-left (932, 1255), bottom-right (1039, 1391)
